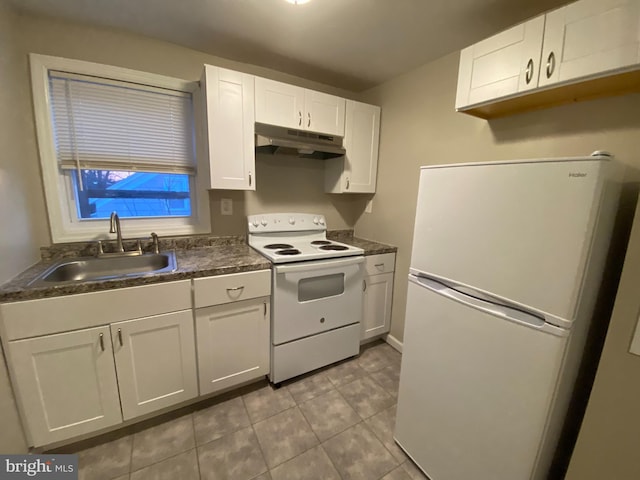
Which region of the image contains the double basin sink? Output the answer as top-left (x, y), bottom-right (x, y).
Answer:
top-left (29, 251), bottom-right (177, 287)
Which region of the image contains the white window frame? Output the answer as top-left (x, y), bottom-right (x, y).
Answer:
top-left (30, 53), bottom-right (211, 243)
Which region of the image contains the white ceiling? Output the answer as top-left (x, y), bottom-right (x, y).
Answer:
top-left (8, 0), bottom-right (570, 91)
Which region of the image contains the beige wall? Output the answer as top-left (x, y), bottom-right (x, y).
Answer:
top-left (9, 12), bottom-right (361, 247)
top-left (356, 51), bottom-right (640, 478)
top-left (0, 0), bottom-right (31, 453)
top-left (0, 3), bottom-right (45, 284)
top-left (356, 51), bottom-right (640, 343)
top-left (565, 196), bottom-right (640, 479)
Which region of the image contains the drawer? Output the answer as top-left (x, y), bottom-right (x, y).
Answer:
top-left (193, 270), bottom-right (271, 308)
top-left (364, 253), bottom-right (396, 276)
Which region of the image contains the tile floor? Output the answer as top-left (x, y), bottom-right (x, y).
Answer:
top-left (54, 341), bottom-right (428, 480)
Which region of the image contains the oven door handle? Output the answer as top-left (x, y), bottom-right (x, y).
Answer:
top-left (274, 256), bottom-right (364, 274)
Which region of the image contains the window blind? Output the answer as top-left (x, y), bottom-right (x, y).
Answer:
top-left (49, 71), bottom-right (196, 176)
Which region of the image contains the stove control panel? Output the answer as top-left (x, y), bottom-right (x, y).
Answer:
top-left (248, 213), bottom-right (326, 233)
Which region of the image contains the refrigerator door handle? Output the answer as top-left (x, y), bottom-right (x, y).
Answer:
top-left (410, 275), bottom-right (547, 329)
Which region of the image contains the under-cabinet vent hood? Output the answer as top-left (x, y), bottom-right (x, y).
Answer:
top-left (255, 123), bottom-right (346, 159)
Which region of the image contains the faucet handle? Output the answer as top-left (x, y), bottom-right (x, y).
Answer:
top-left (96, 240), bottom-right (104, 257)
top-left (136, 239), bottom-right (142, 255)
top-left (150, 232), bottom-right (160, 254)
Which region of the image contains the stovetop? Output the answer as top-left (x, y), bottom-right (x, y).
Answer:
top-left (247, 213), bottom-right (364, 263)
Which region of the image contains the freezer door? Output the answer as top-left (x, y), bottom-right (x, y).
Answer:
top-left (395, 280), bottom-right (568, 480)
top-left (411, 159), bottom-right (610, 323)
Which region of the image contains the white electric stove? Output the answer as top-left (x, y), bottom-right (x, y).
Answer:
top-left (248, 213), bottom-right (364, 262)
top-left (248, 213), bottom-right (364, 384)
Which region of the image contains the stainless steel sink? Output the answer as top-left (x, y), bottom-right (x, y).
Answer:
top-left (29, 251), bottom-right (177, 287)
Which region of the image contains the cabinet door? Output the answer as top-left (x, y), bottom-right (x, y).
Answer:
top-left (255, 77), bottom-right (305, 129)
top-left (202, 65), bottom-right (256, 190)
top-left (539, 0), bottom-right (640, 87)
top-left (195, 297), bottom-right (270, 396)
top-left (362, 272), bottom-right (394, 340)
top-left (112, 310), bottom-right (197, 420)
top-left (305, 90), bottom-right (346, 136)
top-left (455, 16), bottom-right (545, 109)
top-left (7, 326), bottom-right (122, 446)
top-left (343, 100), bottom-right (380, 193)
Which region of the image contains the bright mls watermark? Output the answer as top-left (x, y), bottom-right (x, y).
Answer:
top-left (0, 455), bottom-right (77, 479)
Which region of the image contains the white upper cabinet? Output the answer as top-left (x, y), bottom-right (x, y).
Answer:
top-left (456, 0), bottom-right (640, 116)
top-left (255, 78), bottom-right (305, 129)
top-left (455, 16), bottom-right (545, 109)
top-left (255, 77), bottom-right (345, 136)
top-left (325, 100), bottom-right (381, 194)
top-left (305, 90), bottom-right (346, 136)
top-left (201, 65), bottom-right (255, 190)
top-left (539, 0), bottom-right (640, 87)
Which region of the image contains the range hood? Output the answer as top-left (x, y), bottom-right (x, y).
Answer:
top-left (255, 122), bottom-right (346, 159)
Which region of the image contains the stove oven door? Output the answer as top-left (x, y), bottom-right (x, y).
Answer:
top-left (272, 256), bottom-right (364, 345)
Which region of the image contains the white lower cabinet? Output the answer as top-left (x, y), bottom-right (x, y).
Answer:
top-left (193, 270), bottom-right (271, 396)
top-left (361, 253), bottom-right (396, 340)
top-left (7, 326), bottom-right (122, 446)
top-left (195, 297), bottom-right (270, 395)
top-left (112, 310), bottom-right (198, 420)
top-left (1, 272), bottom-right (273, 447)
top-left (362, 272), bottom-right (394, 339)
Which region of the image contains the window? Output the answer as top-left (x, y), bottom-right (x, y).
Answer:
top-left (30, 54), bottom-right (210, 243)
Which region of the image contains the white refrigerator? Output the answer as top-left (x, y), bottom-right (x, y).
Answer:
top-left (394, 154), bottom-right (622, 480)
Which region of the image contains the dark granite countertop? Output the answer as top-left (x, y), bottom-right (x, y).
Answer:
top-left (0, 232), bottom-right (396, 303)
top-left (0, 241), bottom-right (270, 303)
top-left (328, 231), bottom-right (397, 256)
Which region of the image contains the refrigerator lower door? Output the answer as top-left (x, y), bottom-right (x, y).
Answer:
top-left (395, 279), bottom-right (568, 480)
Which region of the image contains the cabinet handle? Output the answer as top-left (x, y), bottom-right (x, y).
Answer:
top-left (546, 51), bottom-right (555, 78)
top-left (346, 178), bottom-right (350, 190)
top-left (227, 286), bottom-right (245, 296)
top-left (298, 111), bottom-right (302, 126)
top-left (263, 302), bottom-right (267, 316)
top-left (99, 333), bottom-right (105, 351)
top-left (307, 112), bottom-right (311, 128)
top-left (118, 328), bottom-right (123, 347)
top-left (525, 58), bottom-right (534, 84)
top-left (363, 279), bottom-right (367, 292)
top-left (249, 172), bottom-right (252, 187)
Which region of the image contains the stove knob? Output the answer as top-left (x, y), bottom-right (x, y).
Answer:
top-left (319, 217), bottom-right (325, 225)
top-left (313, 217), bottom-right (319, 225)
top-left (261, 218), bottom-right (268, 226)
top-left (252, 220), bottom-right (259, 228)
top-left (289, 217), bottom-right (296, 225)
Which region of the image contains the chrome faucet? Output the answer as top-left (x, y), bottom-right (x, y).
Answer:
top-left (109, 211), bottom-right (125, 253)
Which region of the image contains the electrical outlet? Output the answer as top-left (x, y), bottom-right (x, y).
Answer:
top-left (221, 198), bottom-right (233, 216)
top-left (365, 199), bottom-right (373, 214)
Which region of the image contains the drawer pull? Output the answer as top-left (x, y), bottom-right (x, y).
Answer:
top-left (227, 286), bottom-right (244, 292)
top-left (99, 333), bottom-right (105, 351)
top-left (118, 328), bottom-right (123, 347)
top-left (374, 263), bottom-right (384, 268)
